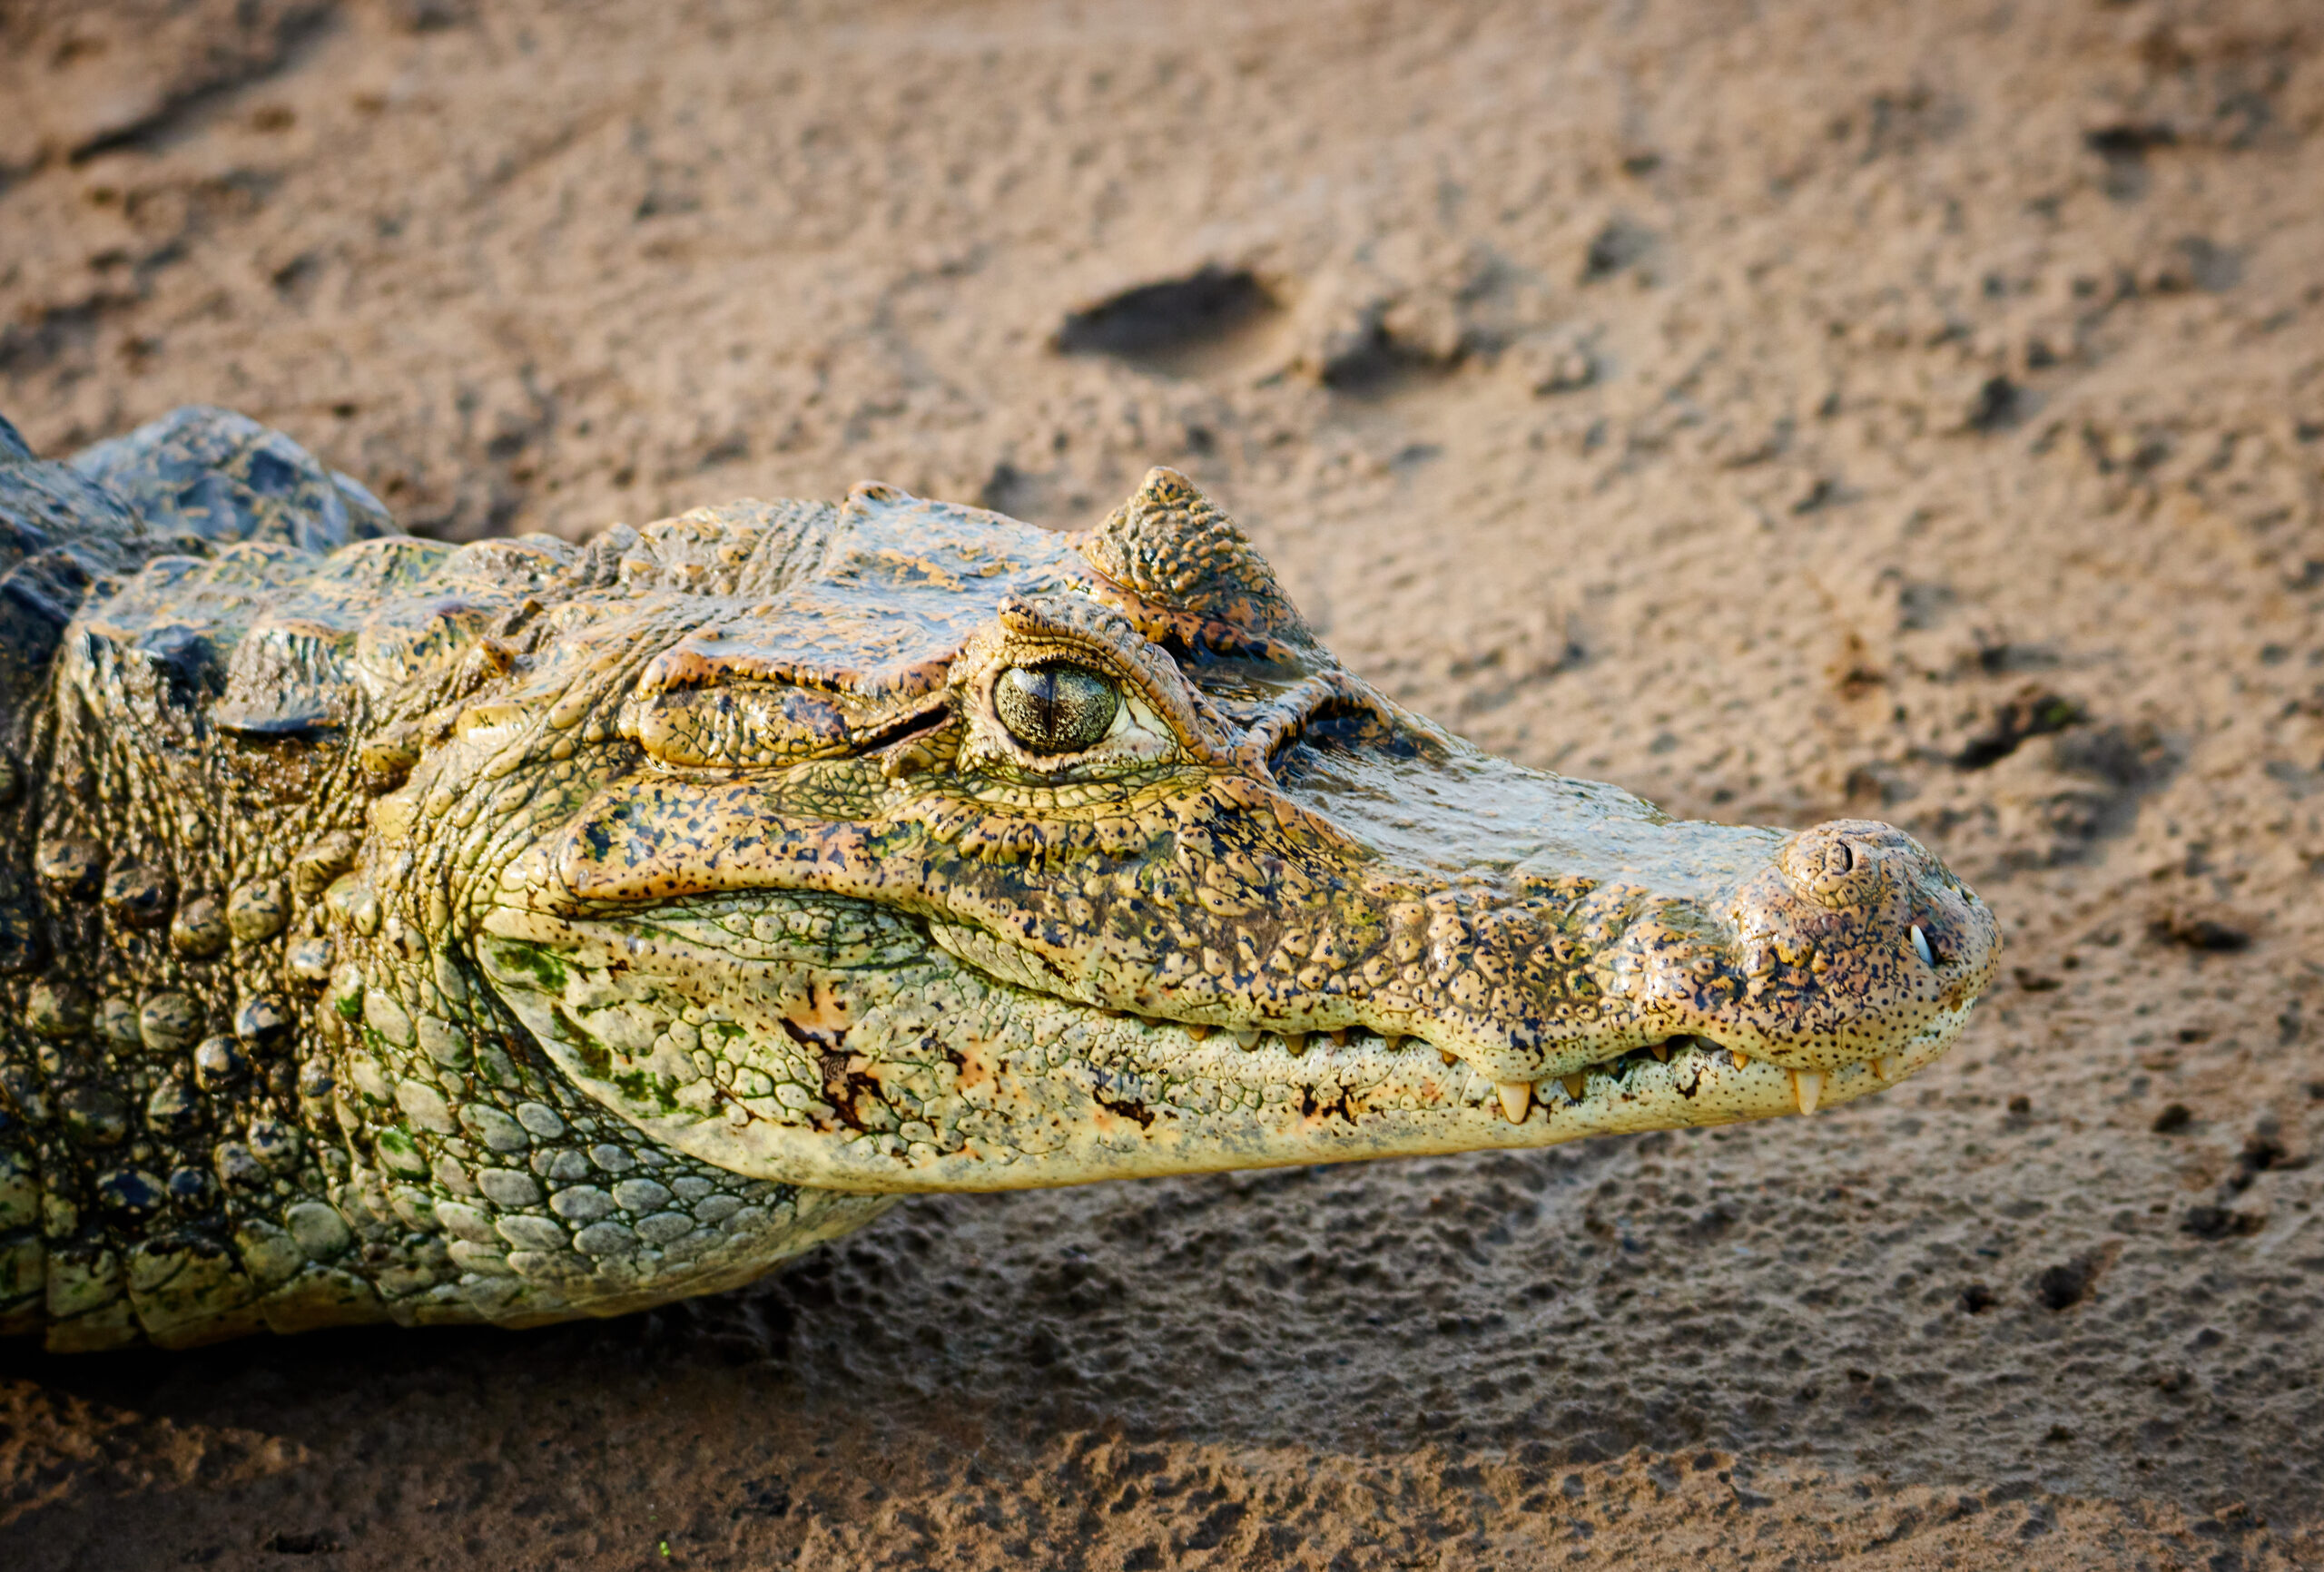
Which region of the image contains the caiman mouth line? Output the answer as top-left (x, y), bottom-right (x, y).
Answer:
top-left (1051, 1003), bottom-right (1959, 1127)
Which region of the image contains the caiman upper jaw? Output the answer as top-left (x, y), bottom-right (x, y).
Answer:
top-left (1731, 818), bottom-right (2001, 1060)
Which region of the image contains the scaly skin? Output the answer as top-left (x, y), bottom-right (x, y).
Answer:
top-left (0, 407), bottom-right (1998, 1350)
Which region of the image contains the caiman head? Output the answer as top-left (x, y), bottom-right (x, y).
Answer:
top-left (340, 467), bottom-right (2004, 1194)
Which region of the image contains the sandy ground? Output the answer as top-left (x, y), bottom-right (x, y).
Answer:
top-left (3, 0), bottom-right (2323, 1566)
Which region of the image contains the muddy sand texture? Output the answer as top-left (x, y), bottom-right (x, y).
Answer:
top-left (5, 0), bottom-right (2324, 1566)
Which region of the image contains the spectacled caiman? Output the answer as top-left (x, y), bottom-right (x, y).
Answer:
top-left (0, 406), bottom-right (1998, 1350)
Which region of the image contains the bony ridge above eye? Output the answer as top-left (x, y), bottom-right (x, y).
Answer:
top-left (993, 662), bottom-right (1119, 754)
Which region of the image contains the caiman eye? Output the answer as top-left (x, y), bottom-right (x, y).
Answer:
top-left (994, 663), bottom-right (1119, 753)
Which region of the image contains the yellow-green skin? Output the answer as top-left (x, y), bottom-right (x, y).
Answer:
top-left (0, 407), bottom-right (1998, 1351)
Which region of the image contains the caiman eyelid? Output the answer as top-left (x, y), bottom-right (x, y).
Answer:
top-left (950, 605), bottom-right (1236, 777)
top-left (963, 669), bottom-right (1177, 780)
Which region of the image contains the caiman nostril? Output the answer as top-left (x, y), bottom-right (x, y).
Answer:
top-left (1780, 822), bottom-right (1891, 908)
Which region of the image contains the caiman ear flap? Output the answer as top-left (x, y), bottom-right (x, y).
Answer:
top-left (1075, 467), bottom-right (1320, 662)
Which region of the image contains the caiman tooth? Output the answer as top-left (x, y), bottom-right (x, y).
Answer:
top-left (1561, 1074), bottom-right (1588, 1103)
top-left (1496, 1081), bottom-right (1532, 1124)
top-left (1649, 1042), bottom-right (1671, 1063)
top-left (1186, 1024), bottom-right (1213, 1042)
top-left (1281, 1032), bottom-right (1307, 1056)
top-left (1330, 1029), bottom-right (1350, 1047)
top-left (1875, 1054), bottom-right (1904, 1082)
top-left (1229, 1028), bottom-right (1260, 1050)
top-left (1728, 1048), bottom-right (1750, 1069)
top-left (1792, 1069), bottom-right (1823, 1115)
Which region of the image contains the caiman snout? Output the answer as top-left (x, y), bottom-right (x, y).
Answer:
top-left (1263, 712), bottom-right (2001, 1092)
top-left (1767, 819), bottom-right (1996, 978)
top-left (1709, 818), bottom-right (2000, 1071)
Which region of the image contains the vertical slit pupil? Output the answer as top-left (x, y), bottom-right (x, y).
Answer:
top-left (997, 663), bottom-right (1118, 752)
top-left (1026, 668), bottom-right (1059, 735)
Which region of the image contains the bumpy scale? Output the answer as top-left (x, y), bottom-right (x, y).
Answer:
top-left (0, 407), bottom-right (1999, 1350)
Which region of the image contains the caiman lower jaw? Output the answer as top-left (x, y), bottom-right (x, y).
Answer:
top-left (473, 894), bottom-right (1979, 1195)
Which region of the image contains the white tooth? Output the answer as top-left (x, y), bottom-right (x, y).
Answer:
top-left (1876, 1054), bottom-right (1905, 1082)
top-left (1910, 924), bottom-right (1935, 968)
top-left (1792, 1069), bottom-right (1823, 1115)
top-left (1230, 1028), bottom-right (1261, 1050)
top-left (1496, 1081), bottom-right (1532, 1123)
